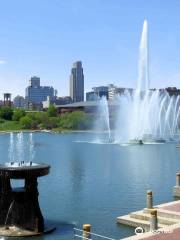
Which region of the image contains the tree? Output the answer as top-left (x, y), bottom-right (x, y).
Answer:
top-left (20, 116), bottom-right (32, 129)
top-left (0, 107), bottom-right (13, 120)
top-left (39, 115), bottom-right (58, 129)
top-left (47, 104), bottom-right (57, 117)
top-left (59, 111), bottom-right (91, 129)
top-left (12, 109), bottom-right (26, 121)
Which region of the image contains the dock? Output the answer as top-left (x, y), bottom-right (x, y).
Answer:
top-left (118, 200), bottom-right (180, 238)
top-left (116, 172), bottom-right (180, 239)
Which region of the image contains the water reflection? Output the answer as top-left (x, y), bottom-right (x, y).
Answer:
top-left (0, 132), bottom-right (179, 239)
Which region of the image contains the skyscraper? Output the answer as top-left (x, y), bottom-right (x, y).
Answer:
top-left (70, 61), bottom-right (84, 102)
top-left (25, 76), bottom-right (55, 105)
top-left (29, 76), bottom-right (40, 87)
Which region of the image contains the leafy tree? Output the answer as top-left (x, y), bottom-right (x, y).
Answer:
top-left (20, 116), bottom-right (32, 129)
top-left (39, 115), bottom-right (59, 129)
top-left (26, 112), bottom-right (37, 121)
top-left (34, 112), bottom-right (48, 124)
top-left (49, 117), bottom-right (59, 128)
top-left (47, 104), bottom-right (57, 117)
top-left (0, 107), bottom-right (13, 120)
top-left (59, 111), bottom-right (91, 129)
top-left (12, 109), bottom-right (26, 121)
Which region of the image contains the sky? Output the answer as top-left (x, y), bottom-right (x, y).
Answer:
top-left (0, 0), bottom-right (180, 98)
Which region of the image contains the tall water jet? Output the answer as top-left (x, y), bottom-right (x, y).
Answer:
top-left (129, 19), bottom-right (150, 141)
top-left (113, 20), bottom-right (180, 143)
top-left (94, 20), bottom-right (180, 143)
top-left (137, 19), bottom-right (149, 91)
top-left (8, 133), bottom-right (14, 162)
top-left (29, 133), bottom-right (35, 162)
top-left (97, 96), bottom-right (111, 142)
top-left (16, 132), bottom-right (24, 162)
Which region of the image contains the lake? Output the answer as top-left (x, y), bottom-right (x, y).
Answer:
top-left (0, 132), bottom-right (179, 239)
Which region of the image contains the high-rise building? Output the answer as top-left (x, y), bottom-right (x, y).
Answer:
top-left (25, 76), bottom-right (55, 107)
top-left (108, 84), bottom-right (118, 100)
top-left (70, 61), bottom-right (84, 102)
top-left (86, 91), bottom-right (98, 101)
top-left (92, 86), bottom-right (109, 99)
top-left (29, 76), bottom-right (40, 87)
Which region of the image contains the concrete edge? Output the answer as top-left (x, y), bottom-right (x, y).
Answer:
top-left (121, 222), bottom-right (180, 240)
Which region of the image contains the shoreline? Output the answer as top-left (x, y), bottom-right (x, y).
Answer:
top-left (0, 129), bottom-right (96, 134)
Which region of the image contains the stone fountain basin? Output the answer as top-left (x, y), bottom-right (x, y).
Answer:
top-left (0, 224), bottom-right (55, 237)
top-left (0, 163), bottom-right (50, 178)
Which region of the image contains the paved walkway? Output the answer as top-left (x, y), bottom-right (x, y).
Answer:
top-left (144, 227), bottom-right (180, 240)
top-left (123, 223), bottom-right (180, 240)
top-left (161, 202), bottom-right (180, 212)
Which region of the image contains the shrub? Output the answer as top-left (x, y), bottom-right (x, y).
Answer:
top-left (20, 116), bottom-right (32, 129)
top-left (47, 104), bottom-right (57, 117)
top-left (39, 116), bottom-right (59, 129)
top-left (12, 109), bottom-right (26, 121)
top-left (0, 118), bottom-right (5, 123)
top-left (0, 107), bottom-right (13, 120)
top-left (26, 112), bottom-right (37, 120)
top-left (34, 112), bottom-right (48, 123)
top-left (59, 111), bottom-right (91, 129)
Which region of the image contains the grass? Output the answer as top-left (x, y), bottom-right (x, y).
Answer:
top-left (0, 110), bottom-right (92, 132)
top-left (0, 120), bottom-right (22, 131)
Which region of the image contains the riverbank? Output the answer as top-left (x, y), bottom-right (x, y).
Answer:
top-left (0, 128), bottom-right (95, 134)
top-left (0, 109), bottom-right (93, 133)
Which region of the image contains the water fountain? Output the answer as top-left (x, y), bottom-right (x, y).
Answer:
top-left (16, 132), bottom-right (24, 162)
top-left (0, 162), bottom-right (53, 236)
top-left (137, 19), bottom-right (149, 91)
top-left (8, 132), bottom-right (36, 162)
top-left (97, 20), bottom-right (180, 143)
top-left (3, 132), bottom-right (54, 236)
top-left (8, 133), bottom-right (14, 162)
top-left (116, 20), bottom-right (180, 143)
top-left (96, 96), bottom-right (112, 142)
top-left (29, 133), bottom-right (35, 162)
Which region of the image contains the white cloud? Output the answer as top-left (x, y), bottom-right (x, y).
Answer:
top-left (0, 60), bottom-right (6, 64)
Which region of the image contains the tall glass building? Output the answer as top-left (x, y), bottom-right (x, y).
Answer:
top-left (70, 61), bottom-right (84, 102)
top-left (25, 76), bottom-right (55, 104)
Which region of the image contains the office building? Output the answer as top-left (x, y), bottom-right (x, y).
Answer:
top-left (108, 84), bottom-right (134, 100)
top-left (86, 86), bottom-right (109, 101)
top-left (29, 76), bottom-right (40, 87)
top-left (86, 91), bottom-right (99, 101)
top-left (43, 96), bottom-right (72, 109)
top-left (92, 86), bottom-right (109, 99)
top-left (25, 76), bottom-right (55, 107)
top-left (70, 61), bottom-right (84, 102)
top-left (108, 84), bottom-right (118, 100)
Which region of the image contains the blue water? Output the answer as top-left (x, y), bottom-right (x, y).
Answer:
top-left (0, 132), bottom-right (179, 240)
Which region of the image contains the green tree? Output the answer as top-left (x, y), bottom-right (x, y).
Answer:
top-left (59, 111), bottom-right (91, 129)
top-left (34, 112), bottom-right (48, 124)
top-left (47, 104), bottom-right (57, 117)
top-left (39, 115), bottom-right (59, 129)
top-left (20, 116), bottom-right (32, 129)
top-left (0, 107), bottom-right (13, 120)
top-left (12, 109), bottom-right (26, 121)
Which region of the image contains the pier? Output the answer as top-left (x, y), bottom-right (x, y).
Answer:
top-left (118, 183), bottom-right (180, 239)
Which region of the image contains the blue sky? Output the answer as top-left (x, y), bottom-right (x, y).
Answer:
top-left (0, 0), bottom-right (180, 98)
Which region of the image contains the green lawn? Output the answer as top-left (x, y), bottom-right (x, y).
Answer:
top-left (0, 121), bottom-right (22, 131)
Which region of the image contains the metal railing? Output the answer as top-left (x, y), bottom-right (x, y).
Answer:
top-left (73, 228), bottom-right (117, 240)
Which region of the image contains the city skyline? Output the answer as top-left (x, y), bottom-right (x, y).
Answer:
top-left (0, 1), bottom-right (180, 98)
